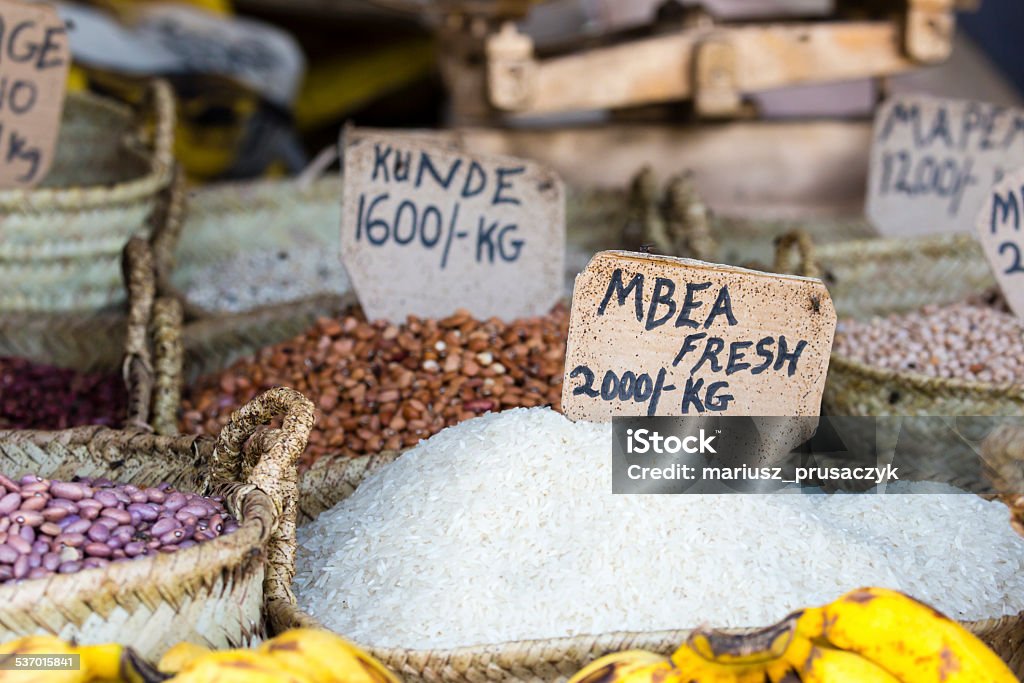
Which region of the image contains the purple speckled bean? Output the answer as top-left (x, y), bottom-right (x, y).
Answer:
top-left (150, 518), bottom-right (180, 536)
top-left (123, 541), bottom-right (145, 557)
top-left (111, 549), bottom-right (126, 559)
top-left (57, 561), bottom-right (81, 574)
top-left (0, 474), bottom-right (19, 493)
top-left (83, 557), bottom-right (109, 569)
top-left (57, 514), bottom-right (80, 530)
top-left (63, 519), bottom-right (90, 535)
top-left (18, 475), bottom-right (40, 485)
top-left (93, 491), bottom-right (118, 508)
top-left (55, 533), bottom-right (85, 548)
top-left (177, 540), bottom-right (197, 550)
top-left (145, 488), bottom-right (166, 504)
top-left (31, 540), bottom-right (47, 555)
top-left (175, 511), bottom-right (197, 526)
top-left (27, 553), bottom-right (40, 569)
top-left (94, 518), bottom-right (118, 531)
top-left (42, 553), bottom-right (59, 571)
top-left (158, 545), bottom-right (179, 554)
top-left (159, 528), bottom-right (188, 544)
top-left (83, 543), bottom-right (112, 559)
top-left (18, 527), bottom-right (34, 544)
top-left (100, 508), bottom-right (131, 525)
top-left (13, 555), bottom-right (27, 579)
top-left (39, 522), bottom-right (60, 538)
top-left (18, 496), bottom-right (47, 512)
top-left (86, 524), bottom-right (110, 543)
top-left (128, 503), bottom-right (157, 522)
top-left (49, 482), bottom-right (85, 501)
top-left (209, 515), bottom-right (224, 533)
top-left (194, 529), bottom-right (217, 542)
top-left (42, 507), bottom-right (69, 523)
top-left (106, 536), bottom-right (124, 550)
top-left (79, 508), bottom-right (99, 521)
top-left (128, 491), bottom-right (147, 504)
top-left (128, 509), bottom-right (141, 526)
top-left (157, 482), bottom-right (172, 491)
top-left (164, 492), bottom-right (187, 511)
top-left (13, 511), bottom-right (42, 528)
top-left (93, 478), bottom-right (112, 488)
top-left (0, 544), bottom-right (17, 563)
top-left (113, 490), bottom-right (130, 505)
top-left (223, 521), bottom-right (239, 534)
top-left (77, 498), bottom-right (101, 511)
top-left (27, 567), bottom-right (48, 580)
top-left (0, 493), bottom-right (21, 515)
top-left (49, 498), bottom-right (78, 513)
top-left (7, 535), bottom-right (31, 555)
top-left (0, 518), bottom-right (9, 533)
top-left (20, 482), bottom-right (47, 495)
top-left (179, 504), bottom-right (210, 519)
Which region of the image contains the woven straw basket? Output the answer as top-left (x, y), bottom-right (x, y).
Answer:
top-left (0, 81), bottom-right (177, 313)
top-left (0, 240), bottom-right (316, 659)
top-left (772, 232), bottom-right (1023, 417)
top-left (274, 451), bottom-right (1024, 682)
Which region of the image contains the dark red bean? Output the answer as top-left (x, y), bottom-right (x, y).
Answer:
top-left (49, 482), bottom-right (85, 501)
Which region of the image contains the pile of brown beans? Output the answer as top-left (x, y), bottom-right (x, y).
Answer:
top-left (182, 306), bottom-right (568, 466)
top-left (834, 293), bottom-right (1024, 384)
top-left (1, 357), bottom-right (126, 430)
top-left (0, 474), bottom-right (238, 583)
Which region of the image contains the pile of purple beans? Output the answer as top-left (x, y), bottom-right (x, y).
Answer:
top-left (0, 473), bottom-right (239, 583)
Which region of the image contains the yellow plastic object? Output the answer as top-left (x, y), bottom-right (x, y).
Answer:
top-left (294, 38), bottom-right (436, 132)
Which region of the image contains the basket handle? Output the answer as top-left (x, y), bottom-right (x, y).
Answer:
top-left (206, 388), bottom-right (316, 623)
top-left (773, 230), bottom-right (821, 278)
top-left (149, 297), bottom-right (184, 436)
top-left (121, 237), bottom-right (156, 431)
top-left (140, 79), bottom-right (176, 177)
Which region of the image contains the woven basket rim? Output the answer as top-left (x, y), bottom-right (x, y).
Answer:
top-left (828, 351), bottom-right (1024, 402)
top-left (0, 90), bottom-right (172, 209)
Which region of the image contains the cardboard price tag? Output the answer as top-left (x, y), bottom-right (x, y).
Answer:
top-left (0, 0), bottom-right (69, 189)
top-left (975, 166), bottom-right (1024, 318)
top-left (562, 252), bottom-right (837, 421)
top-left (867, 94), bottom-right (1024, 237)
top-left (340, 128), bottom-right (565, 322)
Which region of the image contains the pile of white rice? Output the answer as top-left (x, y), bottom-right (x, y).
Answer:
top-left (294, 408), bottom-right (1024, 650)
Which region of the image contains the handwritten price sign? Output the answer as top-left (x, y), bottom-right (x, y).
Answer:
top-left (562, 252), bottom-right (836, 421)
top-left (975, 166), bottom-right (1024, 318)
top-left (868, 94), bottom-right (1024, 237)
top-left (340, 128), bottom-right (565, 322)
top-left (0, 0), bottom-right (69, 188)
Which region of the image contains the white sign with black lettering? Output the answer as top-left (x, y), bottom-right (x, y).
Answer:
top-left (340, 128), bottom-right (566, 322)
top-left (868, 94), bottom-right (1024, 237)
top-left (976, 166), bottom-right (1024, 318)
top-left (0, 0), bottom-right (69, 188)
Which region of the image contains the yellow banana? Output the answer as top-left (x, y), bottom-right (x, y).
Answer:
top-left (567, 650), bottom-right (672, 683)
top-left (0, 636), bottom-right (82, 683)
top-left (671, 615), bottom-right (804, 683)
top-left (784, 640), bottom-right (901, 683)
top-left (259, 629), bottom-right (398, 683)
top-left (797, 587), bottom-right (1017, 683)
top-left (167, 650), bottom-right (313, 683)
top-left (158, 643), bottom-right (212, 675)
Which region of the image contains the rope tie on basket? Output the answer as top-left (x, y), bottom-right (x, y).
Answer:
top-left (206, 387), bottom-right (316, 629)
top-left (773, 230), bottom-right (821, 279)
top-left (121, 237), bottom-right (156, 432)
